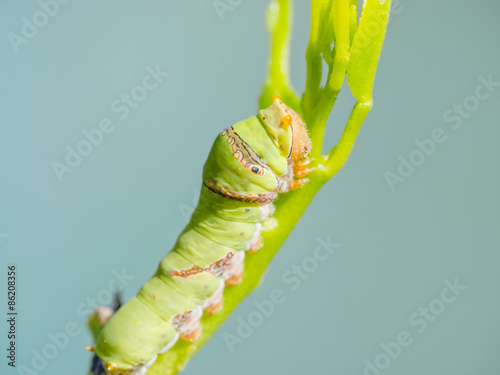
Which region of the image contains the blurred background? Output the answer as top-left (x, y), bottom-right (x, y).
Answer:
top-left (1, 1), bottom-right (499, 374)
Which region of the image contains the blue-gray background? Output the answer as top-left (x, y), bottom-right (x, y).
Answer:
top-left (1, 1), bottom-right (499, 374)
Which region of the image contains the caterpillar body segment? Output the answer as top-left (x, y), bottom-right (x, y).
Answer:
top-left (90, 97), bottom-right (313, 374)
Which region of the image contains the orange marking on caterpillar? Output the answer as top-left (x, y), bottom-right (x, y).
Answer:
top-left (289, 178), bottom-right (309, 190)
top-left (170, 253), bottom-right (235, 279)
top-left (248, 237), bottom-right (262, 254)
top-left (205, 180), bottom-right (277, 203)
top-left (180, 325), bottom-right (201, 342)
top-left (205, 299), bottom-right (223, 314)
top-left (280, 115), bottom-right (292, 129)
top-left (169, 265), bottom-right (204, 278)
top-left (294, 168), bottom-right (314, 178)
top-left (226, 271), bottom-right (243, 286)
top-left (107, 363), bottom-right (117, 372)
top-left (223, 127), bottom-right (269, 174)
top-left (172, 310), bottom-right (202, 342)
top-left (294, 158), bottom-right (313, 169)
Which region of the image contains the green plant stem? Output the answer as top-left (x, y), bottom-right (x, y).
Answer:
top-left (259, 0), bottom-right (300, 111)
top-left (95, 0), bottom-right (391, 373)
top-left (306, 0), bottom-right (351, 158)
top-left (323, 101), bottom-right (372, 178)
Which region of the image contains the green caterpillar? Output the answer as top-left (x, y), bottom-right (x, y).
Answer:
top-left (87, 96), bottom-right (313, 374)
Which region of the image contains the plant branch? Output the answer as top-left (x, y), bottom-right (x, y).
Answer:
top-left (303, 0), bottom-right (333, 116)
top-left (259, 0), bottom-right (300, 110)
top-left (321, 100), bottom-right (372, 179)
top-left (91, 1), bottom-right (391, 374)
top-left (307, 0), bottom-right (352, 159)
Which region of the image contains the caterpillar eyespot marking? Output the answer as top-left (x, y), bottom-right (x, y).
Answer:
top-left (88, 98), bottom-right (313, 374)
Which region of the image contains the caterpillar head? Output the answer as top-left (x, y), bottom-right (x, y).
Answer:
top-left (259, 95), bottom-right (311, 162)
top-left (203, 97), bottom-right (311, 202)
